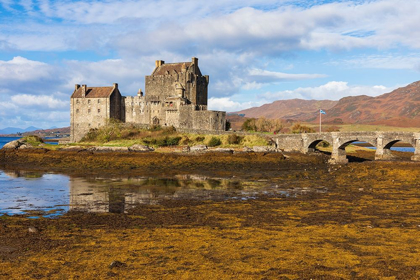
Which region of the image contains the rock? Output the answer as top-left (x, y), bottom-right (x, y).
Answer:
top-left (28, 226), bottom-right (38, 233)
top-left (60, 146), bottom-right (86, 152)
top-left (18, 144), bottom-right (33, 150)
top-left (252, 146), bottom-right (281, 153)
top-left (242, 147), bottom-right (253, 152)
top-left (2, 140), bottom-right (22, 149)
top-left (252, 146), bottom-right (271, 152)
top-left (190, 145), bottom-right (208, 152)
top-left (88, 146), bottom-right (129, 152)
top-left (212, 148), bottom-right (234, 154)
top-left (109, 261), bottom-right (126, 268)
top-left (129, 144), bottom-right (154, 152)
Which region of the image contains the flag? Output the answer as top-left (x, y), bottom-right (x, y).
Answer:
top-left (320, 109), bottom-right (326, 115)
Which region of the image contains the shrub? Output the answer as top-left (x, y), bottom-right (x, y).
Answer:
top-left (181, 136), bottom-right (190, 145)
top-left (242, 118), bottom-right (257, 131)
top-left (227, 134), bottom-right (242, 144)
top-left (150, 125), bottom-right (162, 131)
top-left (142, 136), bottom-right (181, 147)
top-left (207, 137), bottom-right (221, 147)
top-left (195, 136), bottom-right (205, 142)
top-left (291, 124), bottom-right (316, 134)
top-left (22, 135), bottom-right (44, 146)
top-left (165, 136), bottom-right (181, 146)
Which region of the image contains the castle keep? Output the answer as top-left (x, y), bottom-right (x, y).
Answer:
top-left (70, 57), bottom-right (226, 142)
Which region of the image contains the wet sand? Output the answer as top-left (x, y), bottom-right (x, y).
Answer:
top-left (1, 149), bottom-right (420, 279)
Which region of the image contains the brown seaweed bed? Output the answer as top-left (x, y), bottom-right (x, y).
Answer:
top-left (1, 148), bottom-right (420, 279)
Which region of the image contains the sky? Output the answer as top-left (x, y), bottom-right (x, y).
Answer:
top-left (0, 0), bottom-right (420, 129)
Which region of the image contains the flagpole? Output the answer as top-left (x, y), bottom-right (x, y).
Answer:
top-left (319, 109), bottom-right (321, 133)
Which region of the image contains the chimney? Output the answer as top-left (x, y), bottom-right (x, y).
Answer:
top-left (155, 60), bottom-right (165, 67)
top-left (137, 89), bottom-right (143, 97)
top-left (113, 83), bottom-right (118, 89)
top-left (75, 84), bottom-right (80, 91)
top-left (192, 57), bottom-right (198, 72)
top-left (82, 84), bottom-right (87, 97)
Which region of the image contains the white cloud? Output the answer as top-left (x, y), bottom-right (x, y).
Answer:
top-left (11, 94), bottom-right (67, 109)
top-left (0, 56), bottom-right (54, 81)
top-left (1, 0), bottom-right (420, 54)
top-left (331, 53), bottom-right (420, 70)
top-left (248, 68), bottom-right (327, 82)
top-left (208, 97), bottom-right (264, 112)
top-left (260, 81), bottom-right (394, 101)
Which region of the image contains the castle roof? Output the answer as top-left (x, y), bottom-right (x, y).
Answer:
top-left (71, 86), bottom-right (115, 98)
top-left (152, 62), bottom-right (192, 76)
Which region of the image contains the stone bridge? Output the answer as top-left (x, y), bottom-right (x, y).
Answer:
top-left (273, 132), bottom-right (420, 164)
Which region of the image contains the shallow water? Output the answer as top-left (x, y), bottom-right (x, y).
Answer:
top-left (0, 169), bottom-right (328, 217)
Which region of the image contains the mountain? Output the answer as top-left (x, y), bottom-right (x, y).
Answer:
top-left (236, 99), bottom-right (338, 120)
top-left (0, 126), bottom-right (42, 135)
top-left (234, 81), bottom-right (420, 127)
top-left (321, 81), bottom-right (420, 126)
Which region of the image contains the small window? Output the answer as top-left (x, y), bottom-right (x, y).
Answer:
top-left (98, 99), bottom-right (100, 104)
top-left (98, 109), bottom-right (101, 113)
top-left (88, 100), bottom-right (91, 104)
top-left (76, 109), bottom-right (79, 113)
top-left (88, 109), bottom-right (91, 113)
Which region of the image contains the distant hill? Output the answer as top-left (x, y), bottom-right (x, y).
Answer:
top-left (0, 126), bottom-right (42, 135)
top-left (234, 81), bottom-right (420, 127)
top-left (0, 126), bottom-right (70, 137)
top-left (320, 81), bottom-right (420, 126)
top-left (236, 99), bottom-right (338, 120)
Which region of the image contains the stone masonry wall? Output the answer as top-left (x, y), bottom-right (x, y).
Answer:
top-left (70, 97), bottom-right (111, 142)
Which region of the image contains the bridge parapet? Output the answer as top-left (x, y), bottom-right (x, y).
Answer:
top-left (273, 131), bottom-right (420, 164)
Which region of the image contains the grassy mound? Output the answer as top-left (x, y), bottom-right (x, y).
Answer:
top-left (79, 122), bottom-right (269, 148)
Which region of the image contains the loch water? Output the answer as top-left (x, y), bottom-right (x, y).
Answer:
top-left (0, 169), bottom-right (330, 217)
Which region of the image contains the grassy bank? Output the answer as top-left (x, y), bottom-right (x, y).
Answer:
top-left (78, 124), bottom-right (269, 149)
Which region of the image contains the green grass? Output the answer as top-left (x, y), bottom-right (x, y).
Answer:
top-left (76, 124), bottom-right (270, 149)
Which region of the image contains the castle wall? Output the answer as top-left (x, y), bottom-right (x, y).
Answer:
top-left (124, 96), bottom-right (149, 124)
top-left (70, 97), bottom-right (111, 142)
top-left (192, 110), bottom-right (226, 131)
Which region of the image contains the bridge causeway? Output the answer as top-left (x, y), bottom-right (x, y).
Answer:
top-left (273, 132), bottom-right (420, 164)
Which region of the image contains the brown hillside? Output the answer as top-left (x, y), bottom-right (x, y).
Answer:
top-left (320, 81), bottom-right (420, 126)
top-left (236, 99), bottom-right (338, 120)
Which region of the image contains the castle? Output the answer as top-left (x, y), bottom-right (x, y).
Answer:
top-left (70, 57), bottom-right (226, 142)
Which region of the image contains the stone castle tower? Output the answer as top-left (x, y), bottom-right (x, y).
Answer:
top-left (70, 57), bottom-right (226, 142)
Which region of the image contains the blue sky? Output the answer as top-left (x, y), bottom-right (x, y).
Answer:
top-left (0, 0), bottom-right (419, 129)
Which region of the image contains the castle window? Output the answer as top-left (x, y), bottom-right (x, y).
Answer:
top-left (76, 109), bottom-right (79, 113)
top-left (98, 109), bottom-right (101, 113)
top-left (88, 100), bottom-right (91, 104)
top-left (98, 99), bottom-right (100, 103)
top-left (88, 109), bottom-right (91, 114)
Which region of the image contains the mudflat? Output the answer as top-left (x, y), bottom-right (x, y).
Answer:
top-left (1, 149), bottom-right (420, 279)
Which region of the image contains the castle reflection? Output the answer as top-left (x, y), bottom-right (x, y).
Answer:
top-left (69, 175), bottom-right (251, 214)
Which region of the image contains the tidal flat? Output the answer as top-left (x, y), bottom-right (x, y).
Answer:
top-left (0, 149), bottom-right (420, 279)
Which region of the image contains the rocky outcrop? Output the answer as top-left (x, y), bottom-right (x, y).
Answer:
top-left (2, 140), bottom-right (23, 149)
top-left (190, 145), bottom-right (208, 152)
top-left (87, 146), bottom-right (129, 152)
top-left (252, 146), bottom-right (281, 153)
top-left (2, 140), bottom-right (34, 150)
top-left (129, 144), bottom-right (154, 152)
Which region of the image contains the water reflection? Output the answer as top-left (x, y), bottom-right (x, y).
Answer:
top-left (0, 170), bottom-right (328, 216)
